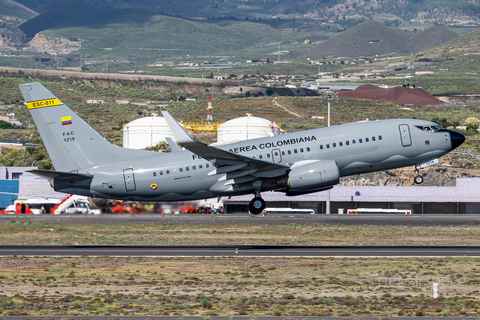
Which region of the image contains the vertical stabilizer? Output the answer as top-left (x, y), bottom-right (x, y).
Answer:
top-left (19, 82), bottom-right (116, 172)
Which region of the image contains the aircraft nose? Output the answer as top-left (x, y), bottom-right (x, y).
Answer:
top-left (450, 130), bottom-right (465, 150)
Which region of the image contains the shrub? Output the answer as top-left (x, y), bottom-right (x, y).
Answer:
top-left (205, 82), bottom-right (212, 88)
top-left (201, 296), bottom-right (212, 309)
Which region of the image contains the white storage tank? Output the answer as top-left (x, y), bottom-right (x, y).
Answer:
top-left (215, 114), bottom-right (284, 144)
top-left (123, 114), bottom-right (181, 150)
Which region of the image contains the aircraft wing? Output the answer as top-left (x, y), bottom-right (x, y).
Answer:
top-left (161, 111), bottom-right (289, 177)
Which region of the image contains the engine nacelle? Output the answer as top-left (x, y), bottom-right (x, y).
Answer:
top-left (277, 160), bottom-right (339, 192)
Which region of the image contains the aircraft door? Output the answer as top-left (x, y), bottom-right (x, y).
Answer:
top-left (123, 168), bottom-right (136, 192)
top-left (399, 124), bottom-right (412, 147)
top-left (272, 148), bottom-right (282, 163)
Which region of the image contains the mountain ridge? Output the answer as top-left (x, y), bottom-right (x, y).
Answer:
top-left (0, 0), bottom-right (38, 20)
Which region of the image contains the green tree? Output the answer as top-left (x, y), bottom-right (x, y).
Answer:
top-left (465, 117), bottom-right (480, 132)
top-left (143, 141), bottom-right (172, 153)
top-left (0, 120), bottom-right (16, 129)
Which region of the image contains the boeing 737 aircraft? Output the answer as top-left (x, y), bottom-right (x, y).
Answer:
top-left (19, 82), bottom-right (465, 214)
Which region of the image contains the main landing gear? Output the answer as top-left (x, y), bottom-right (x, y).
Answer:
top-left (414, 166), bottom-right (424, 184)
top-left (248, 190), bottom-right (265, 215)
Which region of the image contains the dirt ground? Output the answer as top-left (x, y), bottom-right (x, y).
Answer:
top-left (0, 256), bottom-right (479, 317)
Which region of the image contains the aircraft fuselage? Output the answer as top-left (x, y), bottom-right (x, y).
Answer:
top-left (54, 119), bottom-right (458, 201)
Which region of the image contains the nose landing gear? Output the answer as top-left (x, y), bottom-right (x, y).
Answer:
top-left (248, 190), bottom-right (265, 215)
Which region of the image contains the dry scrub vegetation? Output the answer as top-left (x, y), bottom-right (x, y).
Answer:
top-left (2, 220), bottom-right (480, 246)
top-left (0, 256), bottom-right (479, 316)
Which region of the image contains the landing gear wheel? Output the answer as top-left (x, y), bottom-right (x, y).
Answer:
top-left (249, 197), bottom-right (265, 215)
top-left (414, 175), bottom-right (423, 184)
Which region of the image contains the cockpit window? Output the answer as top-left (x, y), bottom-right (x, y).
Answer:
top-left (415, 124), bottom-right (443, 132)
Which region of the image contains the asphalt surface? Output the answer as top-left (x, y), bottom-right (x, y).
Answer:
top-left (0, 317), bottom-right (476, 320)
top-left (2, 315), bottom-right (478, 320)
top-left (2, 244), bottom-right (480, 257)
top-left (1, 213), bottom-right (480, 226)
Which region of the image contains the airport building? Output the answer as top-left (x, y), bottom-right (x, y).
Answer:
top-left (224, 178), bottom-right (480, 214)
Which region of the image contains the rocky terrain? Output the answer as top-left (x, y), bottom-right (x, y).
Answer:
top-left (340, 154), bottom-right (480, 186)
top-left (25, 33), bottom-right (82, 55)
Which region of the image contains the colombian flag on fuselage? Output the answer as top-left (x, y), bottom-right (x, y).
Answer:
top-left (61, 116), bottom-right (72, 126)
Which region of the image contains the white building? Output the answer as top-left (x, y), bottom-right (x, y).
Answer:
top-left (213, 114), bottom-right (284, 145)
top-left (123, 115), bottom-right (182, 150)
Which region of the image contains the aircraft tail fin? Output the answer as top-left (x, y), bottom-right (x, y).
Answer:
top-left (19, 82), bottom-right (117, 172)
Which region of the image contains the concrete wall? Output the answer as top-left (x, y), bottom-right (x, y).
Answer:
top-left (0, 68), bottom-right (242, 86)
top-left (225, 201), bottom-right (473, 214)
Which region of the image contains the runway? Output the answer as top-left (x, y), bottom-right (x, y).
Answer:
top-left (2, 213), bottom-right (480, 226)
top-left (2, 245), bottom-right (480, 257)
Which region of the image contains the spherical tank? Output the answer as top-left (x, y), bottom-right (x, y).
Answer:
top-left (216, 114), bottom-right (284, 144)
top-left (123, 115), bottom-right (180, 150)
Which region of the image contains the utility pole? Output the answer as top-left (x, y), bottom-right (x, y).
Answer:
top-left (320, 90), bottom-right (338, 214)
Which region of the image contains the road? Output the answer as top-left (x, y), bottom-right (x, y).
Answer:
top-left (2, 245), bottom-right (480, 257)
top-left (1, 213), bottom-right (480, 226)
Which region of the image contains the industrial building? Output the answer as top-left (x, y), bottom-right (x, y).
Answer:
top-left (0, 166), bottom-right (64, 208)
top-left (213, 114), bottom-right (284, 145)
top-left (224, 178), bottom-right (480, 214)
top-left (122, 114), bottom-right (180, 150)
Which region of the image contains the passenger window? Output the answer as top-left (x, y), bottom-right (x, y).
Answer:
top-left (160, 171), bottom-right (164, 175)
top-left (379, 135), bottom-right (382, 140)
top-left (259, 155), bottom-right (263, 159)
top-left (179, 167), bottom-right (183, 172)
top-left (300, 148), bottom-right (304, 153)
top-left (326, 144), bottom-right (330, 148)
top-left (193, 166), bottom-right (196, 170)
top-left (206, 163), bottom-right (210, 168)
top-left (366, 138), bottom-right (369, 142)
top-left (288, 150), bottom-right (292, 155)
top-left (267, 153), bottom-right (271, 158)
top-left (294, 149), bottom-right (298, 154)
top-left (173, 168), bottom-right (177, 173)
top-left (166, 170), bottom-right (170, 174)
top-left (306, 147), bottom-right (310, 152)
top-left (320, 145), bottom-right (323, 150)
top-left (346, 141), bottom-right (349, 146)
top-left (333, 143), bottom-right (336, 147)
top-left (252, 156), bottom-right (256, 159)
top-left (372, 136), bottom-right (375, 141)
top-left (281, 151), bottom-right (285, 156)
top-left (186, 166), bottom-right (190, 171)
top-left (359, 139), bottom-right (363, 143)
top-left (153, 172), bottom-right (157, 177)
top-left (352, 140), bottom-right (356, 144)
top-left (339, 142), bottom-right (343, 147)
top-left (274, 151), bottom-right (279, 156)
top-left (199, 164), bottom-right (203, 169)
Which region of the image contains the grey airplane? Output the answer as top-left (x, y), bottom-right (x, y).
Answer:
top-left (19, 82), bottom-right (465, 214)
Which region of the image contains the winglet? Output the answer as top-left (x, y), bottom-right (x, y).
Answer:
top-left (165, 137), bottom-right (182, 152)
top-left (161, 111), bottom-right (199, 149)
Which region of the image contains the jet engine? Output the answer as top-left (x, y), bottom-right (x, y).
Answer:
top-left (276, 160), bottom-right (339, 195)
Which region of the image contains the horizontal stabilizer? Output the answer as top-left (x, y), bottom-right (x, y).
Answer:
top-left (28, 170), bottom-right (93, 182)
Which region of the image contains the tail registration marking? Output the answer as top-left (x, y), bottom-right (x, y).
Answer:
top-left (27, 98), bottom-right (63, 110)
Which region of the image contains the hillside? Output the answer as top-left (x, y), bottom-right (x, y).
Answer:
top-left (300, 20), bottom-right (409, 58)
top-left (18, 0), bottom-right (289, 58)
top-left (408, 24), bottom-right (459, 53)
top-left (13, 0), bottom-right (480, 23)
top-left (18, 0), bottom-right (155, 38)
top-left (0, 0), bottom-right (37, 20)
